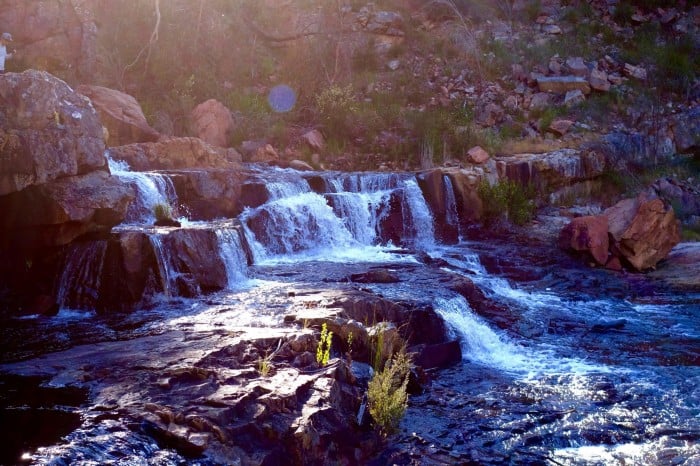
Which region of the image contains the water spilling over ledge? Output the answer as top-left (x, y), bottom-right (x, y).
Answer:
top-left (1, 162), bottom-right (698, 465)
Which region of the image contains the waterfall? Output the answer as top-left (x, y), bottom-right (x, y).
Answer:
top-left (56, 241), bottom-right (108, 311)
top-left (108, 155), bottom-right (178, 224)
top-left (435, 295), bottom-right (606, 376)
top-left (403, 179), bottom-right (435, 248)
top-left (215, 227), bottom-right (250, 289)
top-left (148, 234), bottom-right (178, 298)
top-left (242, 192), bottom-right (358, 255)
top-left (266, 180), bottom-right (310, 200)
top-left (443, 175), bottom-right (462, 240)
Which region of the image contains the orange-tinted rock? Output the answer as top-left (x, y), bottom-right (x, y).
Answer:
top-left (467, 146), bottom-right (490, 164)
top-left (604, 194), bottom-right (681, 271)
top-left (190, 99), bottom-right (234, 148)
top-left (77, 84), bottom-right (159, 146)
top-left (558, 215), bottom-right (610, 265)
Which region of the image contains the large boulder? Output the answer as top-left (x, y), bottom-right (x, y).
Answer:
top-left (0, 170), bottom-right (134, 249)
top-left (558, 215), bottom-right (610, 266)
top-left (167, 169), bottom-right (245, 220)
top-left (604, 194), bottom-right (681, 271)
top-left (108, 137), bottom-right (242, 171)
top-left (537, 76), bottom-right (591, 95)
top-left (496, 149), bottom-right (607, 193)
top-left (77, 85), bottom-right (159, 146)
top-left (0, 70), bottom-right (106, 196)
top-left (189, 99), bottom-right (234, 148)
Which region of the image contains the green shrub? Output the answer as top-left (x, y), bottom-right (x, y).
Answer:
top-left (315, 84), bottom-right (359, 139)
top-left (316, 323), bottom-right (333, 366)
top-left (153, 203), bottom-right (173, 222)
top-left (368, 350), bottom-right (411, 436)
top-left (478, 180), bottom-right (536, 225)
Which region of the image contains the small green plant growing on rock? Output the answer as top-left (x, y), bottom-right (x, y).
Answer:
top-left (368, 349), bottom-right (411, 437)
top-left (257, 352), bottom-right (272, 377)
top-left (153, 203), bottom-right (173, 222)
top-left (316, 323), bottom-right (333, 366)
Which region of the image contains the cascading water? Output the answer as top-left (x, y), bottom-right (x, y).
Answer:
top-left (215, 226), bottom-right (250, 289)
top-left (148, 233), bottom-right (178, 298)
top-left (108, 155), bottom-right (178, 224)
top-left (402, 179), bottom-right (435, 248)
top-left (3, 162), bottom-right (698, 465)
top-left (56, 241), bottom-right (108, 311)
top-left (443, 175), bottom-right (462, 240)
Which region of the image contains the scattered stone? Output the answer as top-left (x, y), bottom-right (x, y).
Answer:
top-left (537, 76), bottom-right (591, 95)
top-left (564, 89), bottom-right (586, 107)
top-left (301, 129), bottom-right (325, 152)
top-left (542, 24), bottom-right (562, 34)
top-left (529, 92), bottom-right (552, 110)
top-left (387, 59), bottom-right (401, 71)
top-left (467, 146), bottom-right (490, 164)
top-left (250, 144), bottom-right (280, 164)
top-left (549, 56), bottom-right (562, 74)
top-left (623, 63), bottom-right (647, 81)
top-left (565, 57), bottom-right (588, 77)
top-left (190, 99), bottom-right (235, 148)
top-left (289, 160), bottom-right (315, 171)
top-left (607, 73), bottom-right (624, 86)
top-left (548, 119), bottom-right (575, 136)
top-left (589, 68), bottom-right (611, 92)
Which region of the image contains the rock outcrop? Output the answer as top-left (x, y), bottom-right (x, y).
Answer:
top-left (560, 193), bottom-right (681, 271)
top-left (108, 137), bottom-right (242, 171)
top-left (189, 99), bottom-right (234, 148)
top-left (0, 70), bottom-right (106, 196)
top-left (0, 70), bottom-right (132, 250)
top-left (605, 194), bottom-right (681, 271)
top-left (0, 0), bottom-right (98, 79)
top-left (77, 85), bottom-right (159, 146)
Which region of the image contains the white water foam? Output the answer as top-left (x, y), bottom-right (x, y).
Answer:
top-left (434, 295), bottom-right (608, 376)
top-left (108, 154), bottom-right (177, 224)
top-left (215, 227), bottom-right (250, 289)
top-left (403, 179), bottom-right (435, 249)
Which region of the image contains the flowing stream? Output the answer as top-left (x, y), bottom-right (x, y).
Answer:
top-left (0, 164), bottom-right (698, 465)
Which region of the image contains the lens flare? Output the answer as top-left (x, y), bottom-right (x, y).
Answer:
top-left (267, 84), bottom-right (296, 113)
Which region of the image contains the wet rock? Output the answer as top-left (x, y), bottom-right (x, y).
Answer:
top-left (190, 99), bottom-right (234, 148)
top-left (350, 268), bottom-right (400, 284)
top-left (558, 215), bottom-right (610, 266)
top-left (648, 242), bottom-right (700, 289)
top-left (167, 169), bottom-right (245, 220)
top-left (590, 318), bottom-right (627, 333)
top-left (77, 84), bottom-right (160, 146)
top-left (412, 341), bottom-right (462, 369)
top-left (537, 76), bottom-right (591, 95)
top-left (0, 170), bottom-right (133, 249)
top-left (604, 193), bottom-right (681, 271)
top-left (108, 137), bottom-right (241, 171)
top-left (417, 169), bottom-right (459, 242)
top-left (0, 70), bottom-right (106, 196)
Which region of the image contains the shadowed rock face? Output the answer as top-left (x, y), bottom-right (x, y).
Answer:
top-left (0, 70), bottom-right (106, 196)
